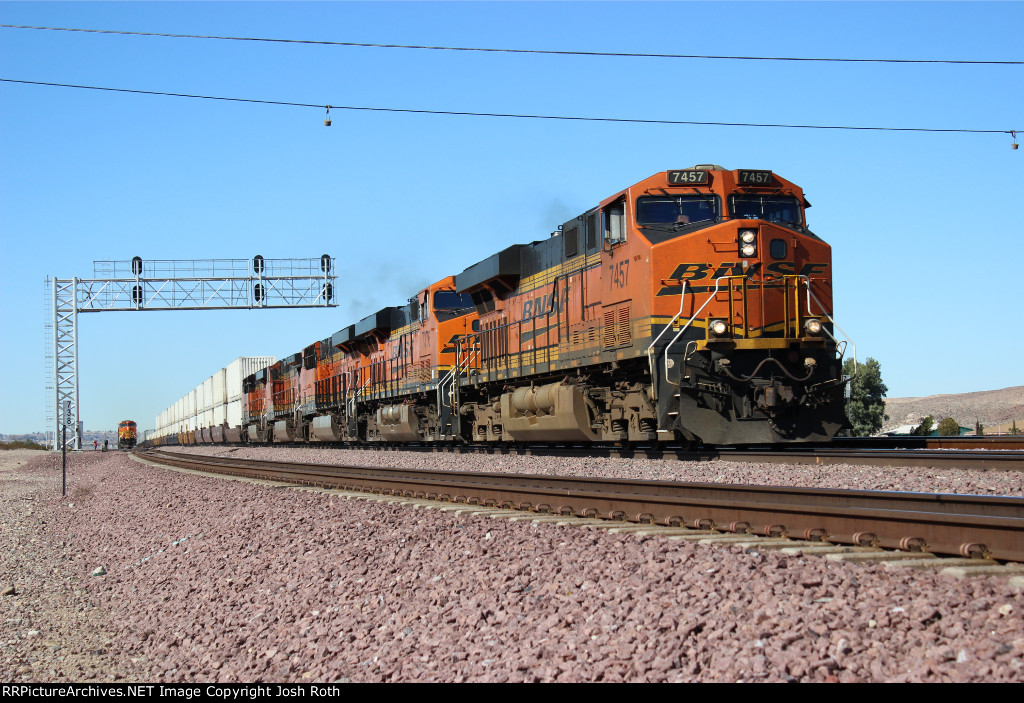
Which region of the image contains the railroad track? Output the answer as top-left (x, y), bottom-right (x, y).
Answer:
top-left (153, 440), bottom-right (1024, 471)
top-left (714, 447), bottom-right (1024, 469)
top-left (839, 436), bottom-right (1024, 451)
top-left (140, 448), bottom-right (1024, 563)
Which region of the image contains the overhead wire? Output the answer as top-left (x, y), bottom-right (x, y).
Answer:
top-left (0, 78), bottom-right (1018, 137)
top-left (1, 24), bottom-right (1021, 65)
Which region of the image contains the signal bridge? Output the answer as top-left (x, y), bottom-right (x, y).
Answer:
top-left (45, 256), bottom-right (337, 450)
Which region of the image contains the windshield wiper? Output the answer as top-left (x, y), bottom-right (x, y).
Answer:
top-left (768, 217), bottom-right (805, 231)
top-left (640, 220), bottom-right (714, 233)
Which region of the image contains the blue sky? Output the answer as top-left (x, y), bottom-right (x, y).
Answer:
top-left (1, 1), bottom-right (1021, 435)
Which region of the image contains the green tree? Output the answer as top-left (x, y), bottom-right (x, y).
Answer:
top-left (842, 357), bottom-right (888, 437)
top-left (976, 419), bottom-right (985, 436)
top-left (912, 415), bottom-right (935, 436)
top-left (937, 417), bottom-right (960, 436)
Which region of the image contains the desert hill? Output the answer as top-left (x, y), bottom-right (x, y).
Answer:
top-left (882, 386), bottom-right (1023, 434)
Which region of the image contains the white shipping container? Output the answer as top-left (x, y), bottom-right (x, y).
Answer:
top-left (213, 403), bottom-right (226, 426)
top-left (226, 399), bottom-right (244, 429)
top-left (211, 369), bottom-right (227, 407)
top-left (226, 356), bottom-right (276, 401)
top-left (194, 384), bottom-right (205, 415)
top-left (203, 377), bottom-right (214, 410)
top-left (187, 390), bottom-right (196, 418)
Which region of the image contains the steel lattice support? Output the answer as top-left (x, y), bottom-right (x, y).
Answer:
top-left (50, 277), bottom-right (81, 450)
top-left (45, 257), bottom-right (336, 450)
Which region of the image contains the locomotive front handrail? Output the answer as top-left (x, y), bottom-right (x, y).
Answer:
top-left (651, 274), bottom-right (856, 394)
top-left (646, 280), bottom-right (688, 401)
top-left (789, 274), bottom-right (857, 373)
top-left (661, 277), bottom-right (729, 389)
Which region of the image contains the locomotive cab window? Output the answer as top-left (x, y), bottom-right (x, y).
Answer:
top-left (729, 195), bottom-right (804, 230)
top-left (433, 291), bottom-right (475, 319)
top-left (603, 199), bottom-right (626, 246)
top-left (636, 195), bottom-right (719, 226)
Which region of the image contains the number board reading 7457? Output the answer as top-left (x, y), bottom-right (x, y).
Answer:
top-left (667, 170), bottom-right (709, 185)
top-left (737, 170), bottom-right (774, 185)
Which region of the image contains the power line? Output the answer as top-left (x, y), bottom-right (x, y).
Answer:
top-left (1, 78), bottom-right (1018, 139)
top-left (2, 24), bottom-right (1021, 66)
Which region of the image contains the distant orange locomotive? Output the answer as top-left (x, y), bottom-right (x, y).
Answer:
top-left (238, 166), bottom-right (849, 447)
top-left (118, 420), bottom-right (137, 450)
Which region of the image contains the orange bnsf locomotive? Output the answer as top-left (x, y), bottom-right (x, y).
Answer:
top-left (240, 166), bottom-right (849, 447)
top-left (118, 420), bottom-right (137, 449)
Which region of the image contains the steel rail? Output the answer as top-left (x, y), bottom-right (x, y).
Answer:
top-left (838, 436), bottom-right (1024, 451)
top-left (166, 440), bottom-right (1023, 470)
top-left (142, 449), bottom-right (1024, 562)
top-left (715, 448), bottom-right (1024, 469)
top-left (348, 442), bottom-right (1023, 470)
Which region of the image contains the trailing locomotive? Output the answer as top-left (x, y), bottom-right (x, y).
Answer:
top-left (118, 420), bottom-right (137, 450)
top-left (175, 166), bottom-right (851, 448)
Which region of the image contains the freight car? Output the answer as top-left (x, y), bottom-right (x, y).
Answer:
top-left (187, 165), bottom-right (851, 447)
top-left (117, 420), bottom-right (137, 450)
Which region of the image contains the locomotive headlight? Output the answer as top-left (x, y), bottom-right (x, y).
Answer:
top-left (709, 319), bottom-right (729, 336)
top-left (739, 229), bottom-right (757, 258)
top-left (804, 318), bottom-right (823, 336)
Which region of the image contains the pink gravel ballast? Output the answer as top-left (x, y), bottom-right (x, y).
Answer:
top-left (169, 444), bottom-right (1024, 497)
top-left (3, 450), bottom-right (1023, 682)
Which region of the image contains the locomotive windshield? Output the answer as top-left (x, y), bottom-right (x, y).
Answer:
top-left (636, 195), bottom-right (719, 226)
top-left (729, 195), bottom-right (803, 228)
top-left (432, 291), bottom-right (475, 320)
top-left (433, 291), bottom-right (474, 310)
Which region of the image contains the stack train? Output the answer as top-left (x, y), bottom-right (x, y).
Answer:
top-left (149, 166), bottom-right (852, 449)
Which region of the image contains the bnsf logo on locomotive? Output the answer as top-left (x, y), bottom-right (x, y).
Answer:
top-left (657, 261), bottom-right (829, 295)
